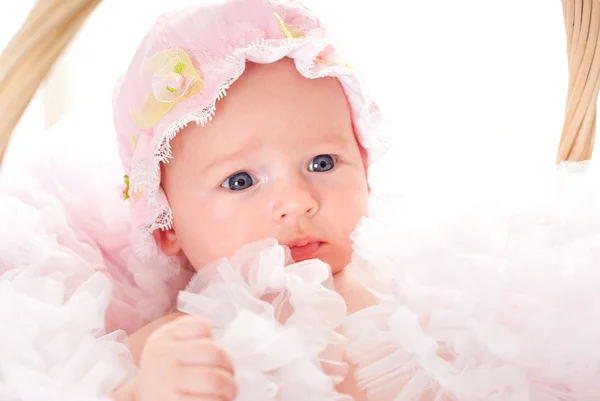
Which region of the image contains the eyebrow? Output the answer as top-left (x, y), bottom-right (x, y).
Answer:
top-left (308, 135), bottom-right (353, 154)
top-left (199, 137), bottom-right (263, 173)
top-left (199, 133), bottom-right (351, 173)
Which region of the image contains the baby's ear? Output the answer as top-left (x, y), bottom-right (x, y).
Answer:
top-left (153, 228), bottom-right (182, 256)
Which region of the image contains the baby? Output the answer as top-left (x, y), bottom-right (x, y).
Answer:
top-left (3, 1), bottom-right (600, 400)
top-left (110, 0), bottom-right (385, 399)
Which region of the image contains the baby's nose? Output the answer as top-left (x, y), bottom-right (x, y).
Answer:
top-left (271, 185), bottom-right (318, 222)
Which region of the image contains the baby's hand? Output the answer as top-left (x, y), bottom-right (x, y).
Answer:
top-left (136, 315), bottom-right (237, 401)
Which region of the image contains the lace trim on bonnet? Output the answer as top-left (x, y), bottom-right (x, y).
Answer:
top-left (126, 12), bottom-right (391, 259)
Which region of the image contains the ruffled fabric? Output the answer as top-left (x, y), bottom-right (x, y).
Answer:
top-left (0, 270), bottom-right (134, 401)
top-left (4, 111), bottom-right (600, 401)
top-left (177, 239), bottom-right (350, 401)
top-left (346, 162), bottom-right (600, 400)
top-left (0, 197), bottom-right (135, 400)
top-left (1, 111), bottom-right (190, 335)
top-left (0, 116), bottom-right (143, 399)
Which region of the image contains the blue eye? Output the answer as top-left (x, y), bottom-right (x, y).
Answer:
top-left (221, 172), bottom-right (255, 191)
top-left (308, 154), bottom-right (337, 172)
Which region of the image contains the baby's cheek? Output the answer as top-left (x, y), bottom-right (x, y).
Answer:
top-left (210, 196), bottom-right (239, 221)
top-left (192, 199), bottom-right (270, 264)
top-left (336, 182), bottom-right (368, 219)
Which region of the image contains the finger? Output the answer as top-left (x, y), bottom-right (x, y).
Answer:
top-left (175, 366), bottom-right (237, 400)
top-left (175, 339), bottom-right (235, 374)
top-left (165, 315), bottom-right (213, 340)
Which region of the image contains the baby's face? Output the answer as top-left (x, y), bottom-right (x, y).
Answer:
top-left (159, 58), bottom-right (369, 274)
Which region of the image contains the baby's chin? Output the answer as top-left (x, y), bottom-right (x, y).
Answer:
top-left (315, 251), bottom-right (350, 276)
top-left (328, 261), bottom-right (347, 276)
top-left (321, 245), bottom-right (353, 275)
top-left (325, 246), bottom-right (353, 276)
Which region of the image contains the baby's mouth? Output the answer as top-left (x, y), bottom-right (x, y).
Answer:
top-left (288, 241), bottom-right (323, 262)
top-left (284, 235), bottom-right (324, 262)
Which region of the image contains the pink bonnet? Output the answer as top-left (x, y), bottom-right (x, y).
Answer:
top-left (112, 0), bottom-right (391, 257)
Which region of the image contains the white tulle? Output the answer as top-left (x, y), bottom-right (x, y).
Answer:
top-left (3, 113), bottom-right (600, 400)
top-left (0, 258), bottom-right (135, 401)
top-left (177, 239), bottom-right (350, 401)
top-left (1, 111), bottom-right (191, 335)
top-left (0, 113), bottom-right (179, 400)
top-left (346, 162), bottom-right (600, 401)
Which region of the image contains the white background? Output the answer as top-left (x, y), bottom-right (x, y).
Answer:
top-left (1, 1), bottom-right (570, 186)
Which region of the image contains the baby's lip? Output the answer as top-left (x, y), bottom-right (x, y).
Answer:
top-left (286, 240), bottom-right (324, 262)
top-left (285, 235), bottom-right (322, 248)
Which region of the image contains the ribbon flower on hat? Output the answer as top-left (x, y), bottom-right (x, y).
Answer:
top-left (131, 49), bottom-right (204, 129)
top-left (274, 13), bottom-right (353, 69)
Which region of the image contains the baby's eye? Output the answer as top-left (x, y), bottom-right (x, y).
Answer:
top-left (221, 172), bottom-right (256, 191)
top-left (308, 154), bottom-right (337, 172)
